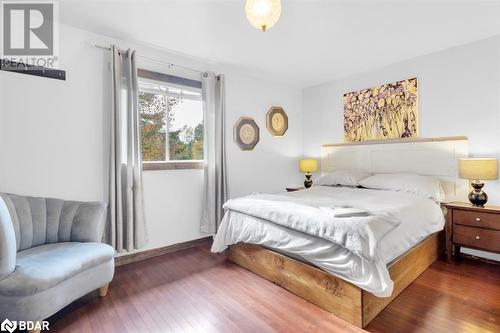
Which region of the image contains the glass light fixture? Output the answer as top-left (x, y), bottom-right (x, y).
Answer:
top-left (245, 0), bottom-right (282, 32)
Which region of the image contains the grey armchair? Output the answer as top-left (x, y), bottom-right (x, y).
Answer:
top-left (0, 193), bottom-right (115, 330)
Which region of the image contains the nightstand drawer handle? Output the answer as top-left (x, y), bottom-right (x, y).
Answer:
top-left (475, 217), bottom-right (481, 222)
top-left (475, 236), bottom-right (480, 240)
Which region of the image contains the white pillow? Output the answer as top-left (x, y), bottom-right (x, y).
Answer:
top-left (315, 170), bottom-right (371, 187)
top-left (359, 173), bottom-right (445, 202)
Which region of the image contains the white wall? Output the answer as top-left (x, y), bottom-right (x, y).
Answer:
top-left (302, 36), bottom-right (500, 261)
top-left (0, 24), bottom-right (303, 253)
top-left (223, 70), bottom-right (303, 198)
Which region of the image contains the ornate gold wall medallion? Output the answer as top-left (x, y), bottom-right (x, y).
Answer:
top-left (266, 106), bottom-right (288, 137)
top-left (234, 117), bottom-right (260, 150)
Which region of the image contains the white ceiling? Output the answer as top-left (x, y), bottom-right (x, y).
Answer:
top-left (60, 0), bottom-right (500, 88)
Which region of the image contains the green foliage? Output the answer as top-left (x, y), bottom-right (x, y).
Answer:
top-left (192, 122), bottom-right (204, 160)
top-left (139, 92), bottom-right (203, 161)
top-left (167, 122), bottom-right (204, 160)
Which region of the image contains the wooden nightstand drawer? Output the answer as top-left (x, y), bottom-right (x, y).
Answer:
top-left (453, 225), bottom-right (500, 253)
top-left (453, 209), bottom-right (500, 230)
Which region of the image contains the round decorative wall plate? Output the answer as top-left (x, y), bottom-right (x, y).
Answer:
top-left (234, 117), bottom-right (260, 151)
top-left (266, 106), bottom-right (288, 137)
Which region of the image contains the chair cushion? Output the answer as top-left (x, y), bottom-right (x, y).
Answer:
top-left (0, 242), bottom-right (115, 297)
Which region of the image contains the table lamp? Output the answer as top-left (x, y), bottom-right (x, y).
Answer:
top-left (299, 159), bottom-right (318, 188)
top-left (459, 158), bottom-right (498, 207)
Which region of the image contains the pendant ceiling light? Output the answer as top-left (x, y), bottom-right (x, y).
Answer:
top-left (245, 0), bottom-right (282, 32)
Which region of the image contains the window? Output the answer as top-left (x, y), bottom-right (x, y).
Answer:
top-left (138, 69), bottom-right (203, 170)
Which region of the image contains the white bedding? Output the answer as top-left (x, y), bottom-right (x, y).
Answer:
top-left (212, 186), bottom-right (445, 297)
top-left (223, 193), bottom-right (400, 262)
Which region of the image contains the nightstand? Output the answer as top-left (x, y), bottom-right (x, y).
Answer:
top-left (286, 186), bottom-right (304, 192)
top-left (444, 202), bottom-right (500, 263)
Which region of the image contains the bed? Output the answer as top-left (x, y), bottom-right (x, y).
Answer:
top-left (212, 136), bottom-right (468, 328)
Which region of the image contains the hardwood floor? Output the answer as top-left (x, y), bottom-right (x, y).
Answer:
top-left (48, 242), bottom-right (500, 333)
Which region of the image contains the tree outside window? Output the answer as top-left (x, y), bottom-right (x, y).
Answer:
top-left (139, 84), bottom-right (203, 162)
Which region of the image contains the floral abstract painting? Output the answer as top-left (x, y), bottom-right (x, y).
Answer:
top-left (343, 78), bottom-right (418, 142)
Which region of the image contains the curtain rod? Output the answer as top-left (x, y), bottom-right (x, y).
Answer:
top-left (93, 44), bottom-right (204, 75)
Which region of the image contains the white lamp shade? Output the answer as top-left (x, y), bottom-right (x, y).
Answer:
top-left (245, 0), bottom-right (281, 32)
top-left (459, 158), bottom-right (498, 180)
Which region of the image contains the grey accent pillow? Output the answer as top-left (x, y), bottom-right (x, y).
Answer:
top-left (0, 197), bottom-right (16, 280)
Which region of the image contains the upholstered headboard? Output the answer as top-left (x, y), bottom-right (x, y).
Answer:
top-left (321, 136), bottom-right (469, 202)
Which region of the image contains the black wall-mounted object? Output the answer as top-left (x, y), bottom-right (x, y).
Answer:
top-left (0, 58), bottom-right (66, 81)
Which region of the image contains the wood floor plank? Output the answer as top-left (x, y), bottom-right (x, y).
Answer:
top-left (47, 241), bottom-right (500, 333)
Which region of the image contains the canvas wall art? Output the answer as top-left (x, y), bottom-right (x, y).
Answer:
top-left (343, 78), bottom-right (418, 142)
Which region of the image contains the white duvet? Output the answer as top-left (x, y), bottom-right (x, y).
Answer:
top-left (212, 186), bottom-right (445, 297)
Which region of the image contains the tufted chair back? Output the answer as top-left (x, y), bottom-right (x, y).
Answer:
top-left (0, 193), bottom-right (107, 252)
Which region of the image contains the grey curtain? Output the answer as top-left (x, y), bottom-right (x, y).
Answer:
top-left (200, 73), bottom-right (229, 233)
top-left (108, 45), bottom-right (148, 252)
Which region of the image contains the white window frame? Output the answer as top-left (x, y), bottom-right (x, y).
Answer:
top-left (138, 71), bottom-right (204, 171)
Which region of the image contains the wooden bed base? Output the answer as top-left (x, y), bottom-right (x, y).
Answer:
top-left (227, 232), bottom-right (442, 328)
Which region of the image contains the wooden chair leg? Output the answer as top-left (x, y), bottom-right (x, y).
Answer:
top-left (99, 284), bottom-right (109, 297)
